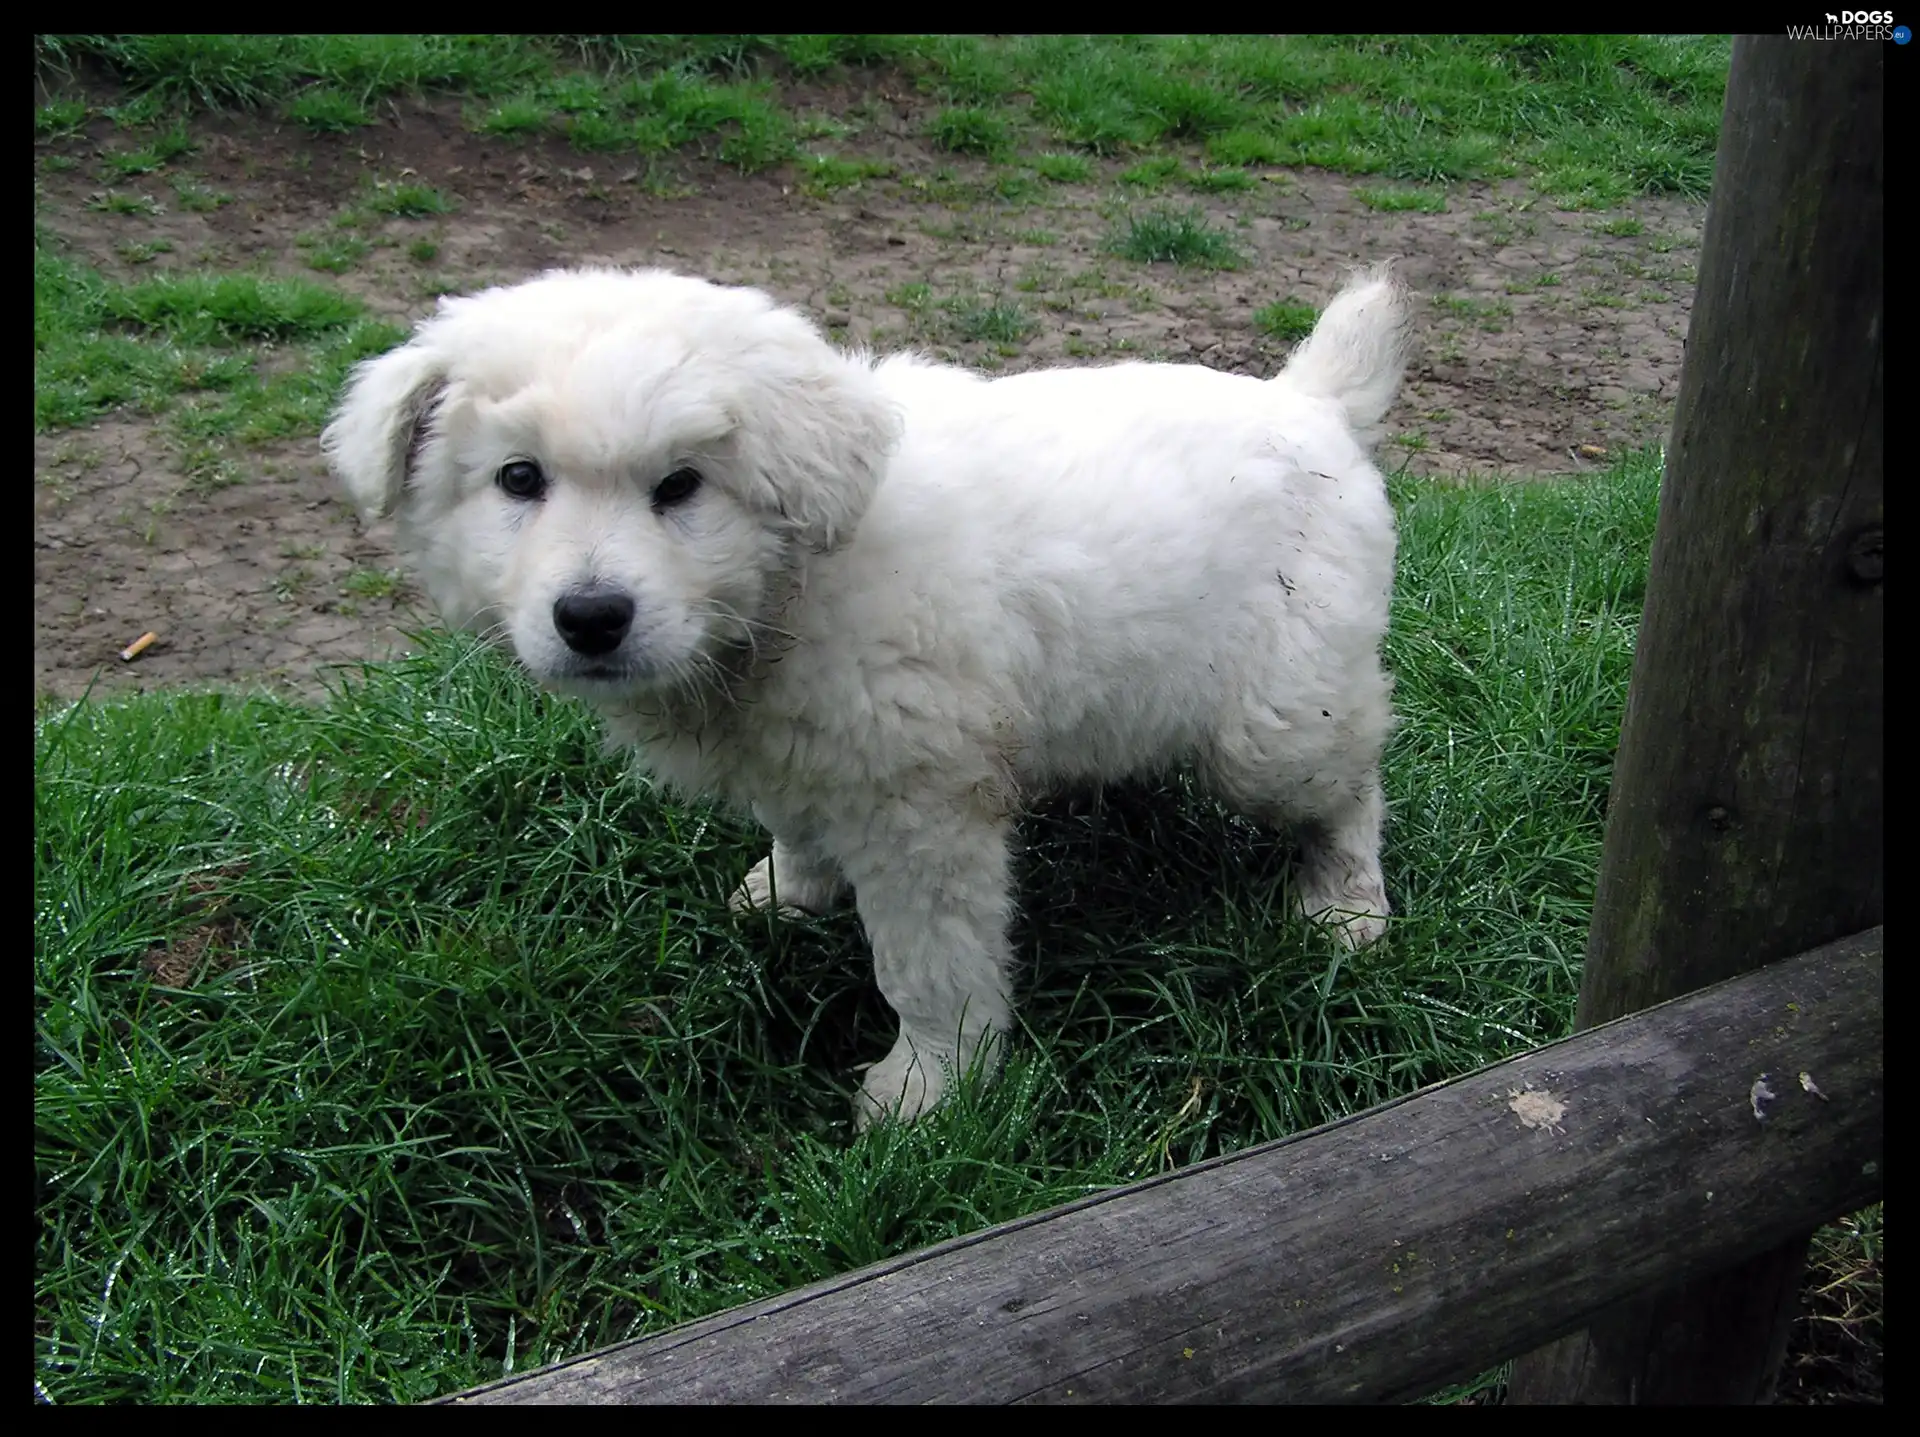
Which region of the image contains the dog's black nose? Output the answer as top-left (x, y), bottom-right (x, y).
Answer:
top-left (553, 587), bottom-right (636, 656)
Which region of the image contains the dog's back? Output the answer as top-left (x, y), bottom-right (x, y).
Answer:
top-left (816, 274), bottom-right (1408, 792)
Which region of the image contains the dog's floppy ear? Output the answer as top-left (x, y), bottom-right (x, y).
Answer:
top-left (730, 343), bottom-right (900, 552)
top-left (321, 341), bottom-right (449, 523)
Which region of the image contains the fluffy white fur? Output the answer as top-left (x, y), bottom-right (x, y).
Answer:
top-left (322, 264), bottom-right (1411, 1127)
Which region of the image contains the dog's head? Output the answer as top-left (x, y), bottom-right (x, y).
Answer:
top-left (321, 267), bottom-right (898, 700)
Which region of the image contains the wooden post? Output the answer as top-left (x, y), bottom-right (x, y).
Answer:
top-left (1506, 33), bottom-right (1883, 1405)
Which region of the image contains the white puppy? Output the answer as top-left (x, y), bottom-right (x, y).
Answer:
top-left (323, 264), bottom-right (1410, 1127)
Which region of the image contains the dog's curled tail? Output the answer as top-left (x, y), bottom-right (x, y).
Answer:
top-left (1277, 263), bottom-right (1410, 449)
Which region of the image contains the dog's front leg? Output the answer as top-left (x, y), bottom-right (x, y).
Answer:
top-left (839, 808), bottom-right (1016, 1129)
top-left (730, 805), bottom-right (851, 917)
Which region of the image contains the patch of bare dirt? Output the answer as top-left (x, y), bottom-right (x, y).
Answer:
top-left (34, 83), bottom-right (1702, 703)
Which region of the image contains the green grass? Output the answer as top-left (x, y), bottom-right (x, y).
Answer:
top-left (470, 95), bottom-right (548, 137)
top-left (37, 35), bottom-right (802, 173)
top-left (1107, 207), bottom-right (1242, 269)
top-left (36, 33), bottom-right (547, 111)
top-left (116, 238), bottom-right (175, 266)
top-left (36, 99), bottom-right (90, 137)
top-left (510, 69), bottom-right (798, 169)
top-left (87, 191), bottom-right (164, 216)
top-left (98, 125), bottom-right (195, 178)
top-left (363, 180), bottom-right (455, 218)
top-left (1185, 166), bottom-right (1255, 193)
top-left (35, 458), bottom-right (1666, 1403)
top-left (926, 106), bottom-right (1010, 157)
top-left (991, 169), bottom-right (1042, 203)
top-left (170, 177), bottom-right (231, 212)
top-left (342, 568), bottom-right (406, 601)
top-left (1118, 156), bottom-right (1182, 189)
top-left (101, 91), bottom-right (171, 129)
top-left (558, 109), bottom-right (626, 151)
top-left (1435, 294), bottom-right (1516, 332)
top-left (799, 154), bottom-right (893, 196)
top-left (884, 281), bottom-right (932, 313)
top-left (632, 74), bottom-right (794, 169)
top-left (283, 87), bottom-right (374, 133)
top-left (1355, 185), bottom-right (1449, 214)
top-left (37, 34), bottom-right (1729, 202)
top-left (942, 295), bottom-right (1035, 345)
top-left (1030, 152), bottom-right (1093, 183)
top-left (884, 285), bottom-right (1037, 348)
top-left (34, 235), bottom-right (400, 438)
top-left (1207, 128), bottom-right (1290, 166)
top-left (1122, 159), bottom-right (1257, 194)
top-left (98, 272), bottom-right (365, 343)
top-left (774, 33), bottom-right (921, 76)
top-left (1253, 299), bottom-right (1319, 341)
top-left (297, 233), bottom-right (371, 276)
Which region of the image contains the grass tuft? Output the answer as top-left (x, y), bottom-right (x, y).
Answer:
top-left (1354, 185), bottom-right (1449, 214)
top-left (1253, 300), bottom-right (1319, 341)
top-left (799, 154), bottom-right (893, 196)
top-left (1106, 207), bottom-right (1242, 269)
top-left (926, 107), bottom-right (1011, 157)
top-left (283, 87), bottom-right (375, 132)
top-left (1030, 152), bottom-right (1094, 184)
top-left (363, 180), bottom-right (456, 217)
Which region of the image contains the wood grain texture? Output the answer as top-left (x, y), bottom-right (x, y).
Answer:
top-left (445, 929), bottom-right (1881, 1406)
top-left (1567, 39), bottom-right (1883, 1027)
top-left (1507, 34), bottom-right (1884, 1404)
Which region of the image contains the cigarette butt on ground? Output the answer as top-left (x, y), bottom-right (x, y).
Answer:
top-left (120, 631), bottom-right (159, 662)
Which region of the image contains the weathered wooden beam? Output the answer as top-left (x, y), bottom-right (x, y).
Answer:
top-left (445, 928), bottom-right (1882, 1406)
top-left (1507, 32), bottom-right (1883, 1404)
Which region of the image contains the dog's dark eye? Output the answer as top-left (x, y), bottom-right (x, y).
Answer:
top-left (497, 460), bottom-right (547, 501)
top-left (652, 467), bottom-right (702, 508)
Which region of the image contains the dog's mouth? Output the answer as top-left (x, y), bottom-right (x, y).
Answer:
top-left (543, 656), bottom-right (650, 688)
top-left (535, 646), bottom-right (706, 700)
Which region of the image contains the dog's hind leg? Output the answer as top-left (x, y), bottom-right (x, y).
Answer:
top-left (1206, 696), bottom-right (1393, 950)
top-left (1288, 776), bottom-right (1391, 949)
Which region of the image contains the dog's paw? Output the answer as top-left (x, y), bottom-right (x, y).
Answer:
top-left (853, 1038), bottom-right (950, 1131)
top-left (728, 853), bottom-right (844, 919)
top-left (1296, 865), bottom-right (1390, 950)
top-left (1311, 905), bottom-right (1389, 950)
top-left (852, 1028), bottom-right (1010, 1131)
